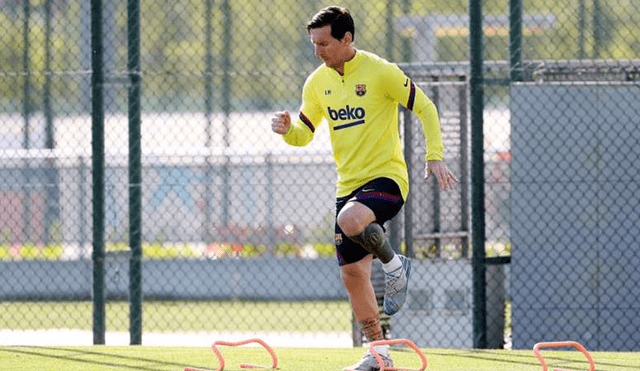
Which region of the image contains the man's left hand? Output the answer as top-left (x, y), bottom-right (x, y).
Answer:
top-left (425, 161), bottom-right (458, 191)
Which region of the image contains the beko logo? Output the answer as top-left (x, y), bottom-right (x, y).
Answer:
top-left (327, 105), bottom-right (365, 121)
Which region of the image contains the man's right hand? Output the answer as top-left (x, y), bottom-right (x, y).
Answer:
top-left (271, 111), bottom-right (292, 135)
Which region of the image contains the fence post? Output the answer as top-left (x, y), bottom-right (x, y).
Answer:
top-left (592, 0), bottom-right (602, 59)
top-left (128, 0), bottom-right (143, 346)
top-left (459, 78), bottom-right (470, 258)
top-left (91, 0), bottom-right (106, 346)
top-left (204, 0), bottom-right (214, 244)
top-left (469, 0), bottom-right (487, 349)
top-left (22, 0), bottom-right (31, 150)
top-left (43, 0), bottom-right (59, 247)
top-left (44, 0), bottom-right (53, 149)
top-left (402, 108), bottom-right (413, 258)
top-left (401, 0), bottom-right (413, 257)
top-left (578, 0), bottom-right (586, 59)
top-left (221, 0), bottom-right (232, 226)
top-left (509, 0), bottom-right (523, 82)
top-left (21, 0), bottom-right (33, 247)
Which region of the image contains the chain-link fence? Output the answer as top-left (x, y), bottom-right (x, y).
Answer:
top-left (510, 61), bottom-right (640, 351)
top-left (1, 0), bottom-right (639, 350)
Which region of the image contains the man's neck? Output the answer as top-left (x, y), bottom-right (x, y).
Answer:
top-left (334, 48), bottom-right (357, 75)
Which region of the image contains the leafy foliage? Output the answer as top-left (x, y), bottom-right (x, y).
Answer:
top-left (2, 0), bottom-right (638, 113)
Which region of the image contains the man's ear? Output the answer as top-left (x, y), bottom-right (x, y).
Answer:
top-left (342, 32), bottom-right (353, 44)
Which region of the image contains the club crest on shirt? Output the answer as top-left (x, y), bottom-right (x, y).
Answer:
top-left (355, 84), bottom-right (366, 97)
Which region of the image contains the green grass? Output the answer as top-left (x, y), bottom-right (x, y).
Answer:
top-left (1, 346), bottom-right (639, 371)
top-left (0, 300), bottom-right (352, 332)
top-left (2, 301), bottom-right (638, 370)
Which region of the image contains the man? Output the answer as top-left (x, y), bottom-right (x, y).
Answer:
top-left (271, 6), bottom-right (456, 371)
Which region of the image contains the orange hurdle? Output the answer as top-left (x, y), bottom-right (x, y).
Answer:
top-left (533, 341), bottom-right (595, 371)
top-left (368, 339), bottom-right (428, 371)
top-left (185, 338), bottom-right (278, 371)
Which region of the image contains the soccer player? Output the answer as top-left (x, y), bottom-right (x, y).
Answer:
top-left (271, 6), bottom-right (456, 371)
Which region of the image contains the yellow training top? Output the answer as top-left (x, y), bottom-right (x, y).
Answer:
top-left (283, 50), bottom-right (444, 199)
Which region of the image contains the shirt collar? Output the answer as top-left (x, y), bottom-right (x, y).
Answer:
top-left (342, 49), bottom-right (362, 76)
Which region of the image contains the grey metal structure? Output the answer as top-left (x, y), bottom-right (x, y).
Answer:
top-left (510, 61), bottom-right (640, 350)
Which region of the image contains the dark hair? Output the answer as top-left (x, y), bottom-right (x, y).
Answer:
top-left (306, 6), bottom-right (355, 41)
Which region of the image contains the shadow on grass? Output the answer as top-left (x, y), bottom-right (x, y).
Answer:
top-left (0, 346), bottom-right (211, 371)
top-left (2, 345), bottom-right (637, 371)
top-left (421, 348), bottom-right (638, 371)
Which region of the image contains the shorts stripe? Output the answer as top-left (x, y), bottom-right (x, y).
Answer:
top-left (355, 191), bottom-right (402, 203)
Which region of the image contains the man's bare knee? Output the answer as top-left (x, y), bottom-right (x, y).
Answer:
top-left (337, 201), bottom-right (375, 236)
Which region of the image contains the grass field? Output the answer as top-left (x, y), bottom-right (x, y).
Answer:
top-left (2, 301), bottom-right (638, 370)
top-left (0, 301), bottom-right (352, 332)
top-left (2, 345), bottom-right (640, 371)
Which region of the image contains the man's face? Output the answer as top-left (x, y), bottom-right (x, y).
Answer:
top-left (309, 25), bottom-right (350, 70)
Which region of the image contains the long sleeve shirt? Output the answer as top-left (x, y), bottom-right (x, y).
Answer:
top-left (283, 50), bottom-right (445, 200)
